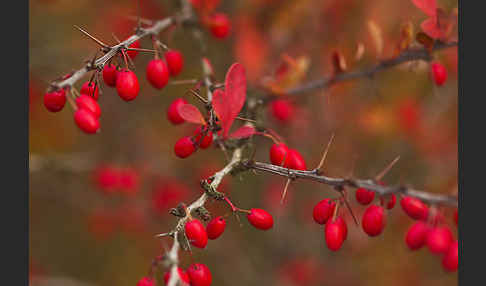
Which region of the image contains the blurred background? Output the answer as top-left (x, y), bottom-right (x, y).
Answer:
top-left (29, 0), bottom-right (458, 286)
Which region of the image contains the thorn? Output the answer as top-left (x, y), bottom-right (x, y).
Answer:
top-left (154, 232), bottom-right (172, 238)
top-left (341, 191), bottom-right (359, 226)
top-left (169, 79), bottom-right (199, 85)
top-left (280, 179), bottom-right (292, 205)
top-left (235, 116), bottom-right (257, 123)
top-left (316, 133), bottom-right (335, 170)
top-left (74, 25), bottom-right (109, 48)
top-left (374, 156), bottom-right (401, 181)
top-left (126, 47), bottom-right (157, 53)
top-left (187, 89), bottom-right (208, 104)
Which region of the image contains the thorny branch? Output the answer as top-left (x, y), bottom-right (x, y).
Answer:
top-left (283, 41), bottom-right (458, 95)
top-left (164, 148), bottom-right (243, 286)
top-left (51, 13), bottom-right (192, 91)
top-left (243, 160), bottom-right (458, 207)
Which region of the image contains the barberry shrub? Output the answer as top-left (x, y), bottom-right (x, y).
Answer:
top-left (32, 0), bottom-right (459, 285)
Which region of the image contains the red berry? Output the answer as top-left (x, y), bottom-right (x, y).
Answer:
top-left (126, 40), bottom-right (141, 59)
top-left (80, 81), bottom-right (99, 100)
top-left (355, 188), bottom-right (375, 205)
top-left (76, 94), bottom-right (101, 118)
top-left (44, 89), bottom-right (66, 112)
top-left (208, 13), bottom-right (231, 39)
top-left (431, 62), bottom-right (448, 86)
top-left (119, 167), bottom-right (140, 195)
top-left (102, 64), bottom-right (118, 87)
top-left (187, 263), bottom-right (212, 286)
top-left (269, 143), bottom-right (289, 166)
top-left (442, 240), bottom-right (458, 272)
top-left (194, 127), bottom-right (213, 149)
top-left (136, 277), bottom-right (154, 286)
top-left (247, 208), bottom-right (274, 230)
top-left (324, 217), bottom-right (346, 251)
top-left (453, 209), bottom-right (458, 226)
top-left (270, 99), bottom-right (295, 122)
top-left (185, 219), bottom-right (208, 248)
top-left (384, 194), bottom-right (397, 209)
top-left (116, 69), bottom-right (140, 101)
top-left (165, 50), bottom-right (184, 77)
top-left (405, 221), bottom-right (430, 250)
top-left (146, 59), bottom-right (170, 89)
top-left (400, 196), bottom-right (429, 220)
top-left (74, 108), bottom-right (100, 134)
top-left (93, 165), bottom-right (120, 194)
top-left (362, 205), bottom-right (386, 237)
top-left (206, 216), bottom-right (226, 240)
top-left (163, 267), bottom-right (190, 285)
top-left (284, 149), bottom-right (307, 170)
top-left (174, 136), bottom-right (196, 158)
top-left (312, 199), bottom-right (336, 224)
top-left (336, 216), bottom-right (348, 240)
top-left (167, 98), bottom-right (188, 125)
top-left (426, 226), bottom-right (454, 255)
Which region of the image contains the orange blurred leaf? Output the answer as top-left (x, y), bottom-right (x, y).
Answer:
top-left (367, 20), bottom-right (384, 57)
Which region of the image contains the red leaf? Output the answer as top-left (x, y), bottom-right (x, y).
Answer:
top-left (412, 0), bottom-right (437, 17)
top-left (421, 17), bottom-right (442, 39)
top-left (212, 63), bottom-right (247, 138)
top-left (228, 126), bottom-right (256, 139)
top-left (178, 104), bottom-right (206, 125)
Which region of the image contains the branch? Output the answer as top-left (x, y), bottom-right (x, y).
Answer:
top-left (165, 148), bottom-right (243, 286)
top-left (51, 12), bottom-right (192, 90)
top-left (284, 41), bottom-right (458, 95)
top-left (243, 160), bottom-right (457, 207)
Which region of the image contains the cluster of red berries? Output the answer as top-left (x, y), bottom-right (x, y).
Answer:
top-left (430, 61), bottom-right (448, 86)
top-left (137, 262), bottom-right (212, 286)
top-left (311, 188), bottom-right (458, 273)
top-left (93, 164), bottom-right (140, 195)
top-left (184, 208), bottom-right (273, 249)
top-left (166, 98), bottom-right (213, 158)
top-left (44, 40), bottom-right (185, 134)
top-left (269, 143), bottom-right (307, 170)
top-left (146, 49), bottom-right (184, 90)
top-left (137, 209), bottom-right (272, 285)
top-left (401, 196), bottom-right (458, 272)
top-left (312, 198), bottom-right (348, 251)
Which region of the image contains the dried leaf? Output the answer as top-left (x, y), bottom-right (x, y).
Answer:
top-left (212, 63), bottom-right (247, 138)
top-left (331, 50), bottom-right (347, 74)
top-left (178, 104), bottom-right (206, 125)
top-left (411, 0), bottom-right (437, 17)
top-left (416, 31), bottom-right (435, 52)
top-left (367, 20), bottom-right (384, 57)
top-left (394, 22), bottom-right (414, 57)
top-left (228, 126), bottom-right (256, 139)
top-left (355, 42), bottom-right (365, 61)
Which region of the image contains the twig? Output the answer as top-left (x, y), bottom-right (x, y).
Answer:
top-left (283, 41), bottom-right (458, 95)
top-left (243, 160), bottom-right (458, 207)
top-left (164, 148), bottom-right (244, 286)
